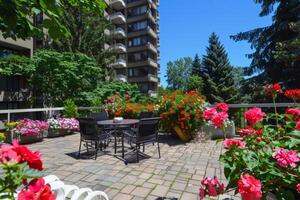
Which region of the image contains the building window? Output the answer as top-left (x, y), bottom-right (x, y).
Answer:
top-left (128, 36), bottom-right (148, 47)
top-left (128, 20), bottom-right (148, 32)
top-left (128, 5), bottom-right (148, 18)
top-left (128, 67), bottom-right (149, 77)
top-left (128, 51), bottom-right (148, 62)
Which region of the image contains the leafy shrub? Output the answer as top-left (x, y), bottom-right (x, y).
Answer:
top-left (63, 99), bottom-right (79, 118)
top-left (0, 55), bottom-right (35, 76)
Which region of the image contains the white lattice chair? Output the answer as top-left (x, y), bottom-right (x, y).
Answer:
top-left (43, 175), bottom-right (109, 200)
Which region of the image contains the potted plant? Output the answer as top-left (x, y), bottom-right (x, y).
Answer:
top-left (47, 118), bottom-right (61, 137)
top-left (59, 118), bottom-right (79, 135)
top-left (5, 119), bottom-right (48, 144)
top-left (202, 103), bottom-right (235, 139)
top-left (158, 91), bottom-right (206, 141)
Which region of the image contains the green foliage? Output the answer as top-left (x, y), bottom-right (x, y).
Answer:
top-left (31, 49), bottom-right (105, 106)
top-left (166, 57), bottom-right (192, 91)
top-left (191, 54), bottom-right (202, 76)
top-left (201, 33), bottom-right (239, 103)
top-left (81, 81), bottom-right (141, 105)
top-left (48, 0), bottom-right (115, 72)
top-left (231, 0), bottom-right (300, 89)
top-left (187, 75), bottom-right (204, 92)
top-left (63, 99), bottom-right (79, 118)
top-left (0, 55), bottom-right (35, 76)
top-left (0, 0), bottom-right (106, 40)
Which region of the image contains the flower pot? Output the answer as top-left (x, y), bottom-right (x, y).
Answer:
top-left (4, 130), bottom-right (43, 144)
top-left (174, 126), bottom-right (190, 142)
top-left (202, 123), bottom-right (235, 140)
top-left (47, 129), bottom-right (62, 138)
top-left (59, 129), bottom-right (69, 136)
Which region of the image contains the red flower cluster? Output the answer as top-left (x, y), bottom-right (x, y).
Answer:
top-left (238, 126), bottom-right (260, 137)
top-left (18, 178), bottom-right (56, 200)
top-left (272, 148), bottom-right (300, 168)
top-left (204, 103), bottom-right (229, 128)
top-left (0, 140), bottom-right (43, 171)
top-left (286, 108), bottom-right (300, 121)
top-left (285, 89), bottom-right (300, 102)
top-left (238, 174), bottom-right (262, 200)
top-left (223, 139), bottom-right (245, 149)
top-left (244, 107), bottom-right (265, 125)
top-left (199, 176), bottom-right (224, 200)
top-left (296, 120), bottom-right (300, 131)
top-left (297, 183), bottom-right (300, 193)
top-left (263, 83), bottom-right (283, 96)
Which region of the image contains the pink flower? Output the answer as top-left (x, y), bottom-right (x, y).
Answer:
top-left (204, 108), bottom-right (217, 120)
top-left (211, 112), bottom-right (228, 128)
top-left (223, 139), bottom-right (245, 149)
top-left (238, 126), bottom-right (257, 137)
top-left (273, 148), bottom-right (300, 168)
top-left (216, 103), bottom-right (229, 112)
top-left (0, 144), bottom-right (21, 164)
top-left (296, 120), bottom-right (300, 131)
top-left (297, 183), bottom-right (300, 193)
top-left (238, 174), bottom-right (262, 200)
top-left (199, 176), bottom-right (224, 200)
top-left (244, 108), bottom-right (265, 125)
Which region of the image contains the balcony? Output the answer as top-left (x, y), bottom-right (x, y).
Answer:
top-left (112, 43), bottom-right (127, 53)
top-left (128, 26), bottom-right (157, 39)
top-left (110, 0), bottom-right (125, 10)
top-left (127, 0), bottom-right (154, 8)
top-left (127, 11), bottom-right (156, 24)
top-left (128, 74), bottom-right (158, 83)
top-left (128, 42), bottom-right (157, 54)
top-left (115, 74), bottom-right (127, 82)
top-left (109, 12), bottom-right (126, 24)
top-left (110, 58), bottom-right (127, 68)
top-left (111, 27), bottom-right (126, 39)
top-left (128, 58), bottom-right (158, 68)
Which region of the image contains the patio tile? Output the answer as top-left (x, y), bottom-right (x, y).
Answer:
top-left (181, 192), bottom-right (198, 200)
top-left (121, 185), bottom-right (136, 194)
top-left (130, 187), bottom-right (151, 198)
top-left (150, 185), bottom-right (169, 197)
top-left (113, 193), bottom-right (133, 200)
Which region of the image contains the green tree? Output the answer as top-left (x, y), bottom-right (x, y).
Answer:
top-left (231, 0), bottom-right (300, 89)
top-left (187, 75), bottom-right (204, 93)
top-left (48, 0), bottom-right (114, 72)
top-left (191, 54), bottom-right (202, 76)
top-left (31, 49), bottom-right (105, 106)
top-left (63, 99), bottom-right (79, 118)
top-left (201, 33), bottom-right (238, 103)
top-left (0, 0), bottom-right (106, 40)
top-left (166, 57), bottom-right (192, 90)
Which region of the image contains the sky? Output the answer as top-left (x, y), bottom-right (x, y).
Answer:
top-left (158, 0), bottom-right (273, 87)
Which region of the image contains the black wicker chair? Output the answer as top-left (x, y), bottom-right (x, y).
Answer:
top-left (125, 117), bottom-right (161, 162)
top-left (90, 112), bottom-right (108, 121)
top-left (139, 112), bottom-right (154, 119)
top-left (78, 118), bottom-right (111, 160)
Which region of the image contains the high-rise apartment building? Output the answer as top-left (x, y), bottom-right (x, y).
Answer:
top-left (105, 0), bottom-right (160, 97)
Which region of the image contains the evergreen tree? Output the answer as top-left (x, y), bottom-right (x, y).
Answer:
top-left (231, 0), bottom-right (300, 89)
top-left (201, 33), bottom-right (238, 103)
top-left (191, 54), bottom-right (202, 76)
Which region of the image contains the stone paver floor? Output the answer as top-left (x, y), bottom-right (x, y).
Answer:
top-left (28, 133), bottom-right (240, 200)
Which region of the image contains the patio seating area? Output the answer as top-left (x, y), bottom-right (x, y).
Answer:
top-left (27, 133), bottom-right (239, 200)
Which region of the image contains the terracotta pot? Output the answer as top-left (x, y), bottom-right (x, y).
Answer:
top-left (174, 126), bottom-right (190, 142)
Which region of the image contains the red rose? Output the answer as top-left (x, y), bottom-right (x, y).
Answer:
top-left (216, 103), bottom-right (229, 112)
top-left (238, 174), bottom-right (262, 200)
top-left (297, 183), bottom-right (300, 193)
top-left (211, 112), bottom-right (228, 128)
top-left (203, 108), bottom-right (217, 120)
top-left (12, 141), bottom-right (43, 171)
top-left (0, 144), bottom-right (22, 164)
top-left (244, 107), bottom-right (265, 125)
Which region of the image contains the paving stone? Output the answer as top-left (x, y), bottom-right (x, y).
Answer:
top-left (181, 192), bottom-right (198, 200)
top-left (131, 187), bottom-right (151, 198)
top-left (171, 182), bottom-right (187, 191)
top-left (113, 193), bottom-right (133, 200)
top-left (150, 185), bottom-right (169, 197)
top-left (139, 173), bottom-right (152, 180)
top-left (121, 185), bottom-right (136, 194)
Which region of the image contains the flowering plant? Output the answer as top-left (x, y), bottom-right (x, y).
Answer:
top-left (59, 118), bottom-right (79, 130)
top-left (47, 118), bottom-right (61, 129)
top-left (217, 86), bottom-right (300, 199)
top-left (158, 91), bottom-right (206, 139)
top-left (12, 119), bottom-right (49, 136)
top-left (285, 89), bottom-right (300, 103)
top-left (0, 140), bottom-right (56, 199)
top-left (199, 176), bottom-right (224, 199)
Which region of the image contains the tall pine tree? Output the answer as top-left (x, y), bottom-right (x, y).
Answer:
top-left (201, 33), bottom-right (238, 103)
top-left (191, 54), bottom-right (202, 76)
top-left (231, 0), bottom-right (300, 89)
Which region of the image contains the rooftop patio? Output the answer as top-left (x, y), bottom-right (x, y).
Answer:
top-left (27, 133), bottom-right (240, 200)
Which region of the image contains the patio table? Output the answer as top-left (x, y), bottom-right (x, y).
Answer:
top-left (97, 119), bottom-right (139, 164)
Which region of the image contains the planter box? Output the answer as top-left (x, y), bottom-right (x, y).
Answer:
top-left (4, 131), bottom-right (43, 144)
top-left (201, 123), bottom-right (235, 140)
top-left (47, 129), bottom-right (62, 138)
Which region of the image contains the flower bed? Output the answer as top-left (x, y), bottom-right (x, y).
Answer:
top-left (47, 118), bottom-right (79, 138)
top-left (5, 119), bottom-right (49, 144)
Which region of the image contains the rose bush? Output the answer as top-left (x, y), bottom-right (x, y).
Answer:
top-left (0, 140), bottom-right (56, 199)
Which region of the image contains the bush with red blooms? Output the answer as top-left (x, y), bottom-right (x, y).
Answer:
top-left (158, 91), bottom-right (206, 139)
top-left (217, 86), bottom-right (300, 199)
top-left (0, 140), bottom-right (55, 199)
top-left (285, 89), bottom-right (300, 103)
top-left (199, 177), bottom-right (224, 200)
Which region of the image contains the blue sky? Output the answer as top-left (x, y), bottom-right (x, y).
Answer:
top-left (158, 0), bottom-right (273, 87)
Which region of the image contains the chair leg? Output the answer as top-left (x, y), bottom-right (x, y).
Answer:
top-left (95, 142), bottom-right (98, 160)
top-left (86, 141), bottom-right (90, 153)
top-left (143, 143), bottom-right (145, 152)
top-left (136, 144), bottom-right (139, 163)
top-left (78, 140), bottom-right (82, 158)
top-left (157, 141), bottom-right (161, 159)
top-left (114, 136), bottom-right (117, 154)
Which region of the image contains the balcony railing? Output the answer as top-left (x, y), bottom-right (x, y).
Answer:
top-left (110, 58), bottom-right (127, 68)
top-left (111, 27), bottom-right (126, 38)
top-left (115, 74), bottom-right (127, 82)
top-left (110, 0), bottom-right (126, 10)
top-left (112, 43), bottom-right (127, 53)
top-left (109, 12), bottom-right (126, 24)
